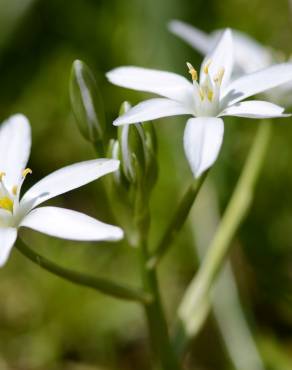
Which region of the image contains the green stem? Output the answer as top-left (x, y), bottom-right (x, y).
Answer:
top-left (16, 239), bottom-right (152, 304)
top-left (147, 171), bottom-right (208, 269)
top-left (135, 194), bottom-right (181, 370)
top-left (176, 121), bottom-right (272, 351)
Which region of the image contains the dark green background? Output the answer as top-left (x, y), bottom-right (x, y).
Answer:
top-left (0, 0), bottom-right (292, 369)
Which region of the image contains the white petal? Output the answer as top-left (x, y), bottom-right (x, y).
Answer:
top-left (267, 81), bottom-right (292, 106)
top-left (114, 98), bottom-right (192, 126)
top-left (0, 227), bottom-right (17, 267)
top-left (207, 29), bottom-right (272, 77)
top-left (168, 21), bottom-right (273, 77)
top-left (20, 207), bottom-right (123, 241)
top-left (232, 30), bottom-right (273, 74)
top-left (0, 114), bottom-right (31, 187)
top-left (21, 159), bottom-right (119, 210)
top-left (168, 20), bottom-right (213, 55)
top-left (183, 117), bottom-right (224, 178)
top-left (222, 63), bottom-right (292, 106)
top-left (106, 66), bottom-right (194, 104)
top-left (219, 100), bottom-right (288, 118)
top-left (201, 29), bottom-right (233, 88)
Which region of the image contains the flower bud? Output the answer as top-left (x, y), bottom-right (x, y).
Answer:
top-left (106, 103), bottom-right (158, 246)
top-left (106, 138), bottom-right (139, 246)
top-left (70, 60), bottom-right (106, 152)
top-left (140, 121), bottom-right (158, 193)
top-left (117, 102), bottom-right (158, 190)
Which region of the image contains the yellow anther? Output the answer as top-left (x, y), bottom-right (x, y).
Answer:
top-left (199, 87), bottom-right (205, 101)
top-left (186, 62), bottom-right (198, 81)
top-left (0, 197), bottom-right (13, 213)
top-left (12, 185), bottom-right (18, 196)
top-left (203, 59), bottom-right (212, 74)
top-left (0, 172), bottom-right (6, 181)
top-left (214, 67), bottom-right (225, 85)
top-left (207, 90), bottom-right (214, 102)
top-left (22, 168), bottom-right (32, 178)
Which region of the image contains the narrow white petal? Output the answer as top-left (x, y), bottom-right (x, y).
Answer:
top-left (0, 227), bottom-right (17, 267)
top-left (168, 21), bottom-right (273, 77)
top-left (232, 30), bottom-right (273, 74)
top-left (20, 207), bottom-right (124, 241)
top-left (106, 66), bottom-right (194, 104)
top-left (267, 81), bottom-right (292, 106)
top-left (222, 63), bottom-right (292, 106)
top-left (168, 20), bottom-right (212, 55)
top-left (220, 100), bottom-right (288, 118)
top-left (183, 117), bottom-right (224, 178)
top-left (21, 159), bottom-right (119, 210)
top-left (114, 98), bottom-right (192, 126)
top-left (201, 29), bottom-right (233, 87)
top-left (0, 114), bottom-right (31, 187)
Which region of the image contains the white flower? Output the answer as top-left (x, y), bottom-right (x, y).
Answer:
top-left (168, 20), bottom-right (292, 105)
top-left (169, 20), bottom-right (273, 76)
top-left (106, 29), bottom-right (292, 178)
top-left (0, 114), bottom-right (124, 267)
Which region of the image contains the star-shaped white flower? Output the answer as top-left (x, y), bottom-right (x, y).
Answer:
top-left (169, 20), bottom-right (274, 76)
top-left (107, 30), bottom-right (292, 178)
top-left (0, 114), bottom-right (123, 267)
top-left (168, 20), bottom-right (292, 105)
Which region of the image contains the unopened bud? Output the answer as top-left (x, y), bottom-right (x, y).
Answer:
top-left (141, 121), bottom-right (158, 191)
top-left (70, 60), bottom-right (106, 152)
top-left (117, 102), bottom-right (158, 191)
top-left (117, 102), bottom-right (146, 185)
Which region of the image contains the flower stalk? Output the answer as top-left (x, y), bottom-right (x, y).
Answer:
top-left (16, 238), bottom-right (152, 304)
top-left (175, 121), bottom-right (272, 353)
top-left (147, 171), bottom-right (208, 269)
top-left (135, 191), bottom-right (181, 370)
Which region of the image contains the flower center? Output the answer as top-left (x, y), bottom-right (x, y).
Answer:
top-left (187, 60), bottom-right (225, 116)
top-left (0, 168), bottom-right (32, 214)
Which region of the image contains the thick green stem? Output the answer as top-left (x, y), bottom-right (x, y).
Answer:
top-left (16, 239), bottom-right (152, 304)
top-left (176, 121), bottom-right (272, 351)
top-left (147, 171), bottom-right (208, 269)
top-left (135, 194), bottom-right (181, 370)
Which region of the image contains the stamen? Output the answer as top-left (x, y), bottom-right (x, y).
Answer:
top-left (203, 59), bottom-right (212, 74)
top-left (22, 168), bottom-right (32, 178)
top-left (214, 67), bottom-right (225, 85)
top-left (0, 172), bottom-right (6, 181)
top-left (186, 62), bottom-right (198, 81)
top-left (12, 185), bottom-right (18, 196)
top-left (0, 197), bottom-right (13, 213)
top-left (199, 87), bottom-right (205, 101)
top-left (207, 90), bottom-right (213, 102)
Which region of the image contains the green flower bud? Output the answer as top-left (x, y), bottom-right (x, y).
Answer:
top-left (106, 102), bottom-right (158, 245)
top-left (106, 137), bottom-right (139, 246)
top-left (117, 102), bottom-right (158, 190)
top-left (140, 121), bottom-right (158, 192)
top-left (70, 60), bottom-right (106, 152)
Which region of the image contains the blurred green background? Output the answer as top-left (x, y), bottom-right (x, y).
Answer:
top-left (1, 0), bottom-right (292, 369)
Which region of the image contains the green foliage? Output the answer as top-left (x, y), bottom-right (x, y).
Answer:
top-left (1, 0), bottom-right (292, 369)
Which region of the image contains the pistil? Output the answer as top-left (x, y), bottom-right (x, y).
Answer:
top-left (186, 60), bottom-right (224, 115)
